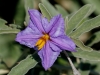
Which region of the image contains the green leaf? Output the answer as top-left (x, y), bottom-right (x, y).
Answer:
top-left (0, 18), bottom-right (7, 24)
top-left (0, 30), bottom-right (19, 34)
top-left (92, 61), bottom-right (100, 73)
top-left (66, 4), bottom-right (94, 34)
top-left (55, 5), bottom-right (68, 18)
top-left (65, 16), bottom-right (68, 32)
top-left (87, 31), bottom-right (100, 46)
top-left (41, 0), bottom-right (59, 16)
top-left (39, 3), bottom-right (52, 21)
top-left (71, 38), bottom-right (93, 51)
top-left (14, 0), bottom-right (25, 25)
top-left (83, 60), bottom-right (100, 74)
top-left (70, 15), bottom-right (100, 38)
top-left (72, 48), bottom-right (100, 61)
top-left (9, 24), bottom-right (22, 29)
top-left (0, 35), bottom-right (12, 58)
top-left (83, 0), bottom-right (100, 14)
top-left (80, 70), bottom-right (89, 75)
top-left (24, 0), bottom-right (34, 25)
top-left (0, 19), bottom-right (19, 34)
top-left (0, 33), bottom-right (22, 67)
top-left (68, 12), bottom-right (76, 20)
top-left (8, 54), bottom-right (39, 75)
top-left (4, 44), bottom-right (22, 67)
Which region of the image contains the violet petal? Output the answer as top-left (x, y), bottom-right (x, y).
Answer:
top-left (16, 31), bottom-right (39, 48)
top-left (28, 20), bottom-right (42, 35)
top-left (28, 9), bottom-right (45, 33)
top-left (42, 17), bottom-right (49, 33)
top-left (49, 41), bottom-right (62, 52)
top-left (46, 14), bottom-right (65, 37)
top-left (51, 35), bottom-right (76, 51)
top-left (38, 41), bottom-right (60, 70)
top-left (16, 20), bottom-right (42, 48)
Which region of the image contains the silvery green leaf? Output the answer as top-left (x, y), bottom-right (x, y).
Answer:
top-left (39, 3), bottom-right (52, 21)
top-left (65, 16), bottom-right (68, 31)
top-left (72, 48), bottom-right (100, 61)
top-left (55, 5), bottom-right (68, 18)
top-left (83, 0), bottom-right (100, 14)
top-left (87, 31), bottom-right (100, 46)
top-left (0, 19), bottom-right (19, 34)
top-left (71, 38), bottom-right (93, 51)
top-left (41, 0), bottom-right (59, 16)
top-left (8, 54), bottom-right (39, 75)
top-left (66, 4), bottom-right (94, 34)
top-left (70, 15), bottom-right (100, 38)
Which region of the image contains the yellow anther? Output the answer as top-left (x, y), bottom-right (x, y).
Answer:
top-left (35, 34), bottom-right (50, 50)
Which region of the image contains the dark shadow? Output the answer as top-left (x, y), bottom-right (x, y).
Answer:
top-left (0, 0), bottom-right (19, 24)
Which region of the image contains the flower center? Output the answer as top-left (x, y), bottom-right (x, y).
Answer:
top-left (35, 34), bottom-right (50, 50)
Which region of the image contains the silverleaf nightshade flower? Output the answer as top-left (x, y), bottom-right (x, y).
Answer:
top-left (15, 9), bottom-right (76, 70)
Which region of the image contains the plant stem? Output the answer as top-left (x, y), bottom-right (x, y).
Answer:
top-left (63, 51), bottom-right (81, 75)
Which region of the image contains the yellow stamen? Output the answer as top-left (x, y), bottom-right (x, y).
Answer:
top-left (35, 34), bottom-right (50, 50)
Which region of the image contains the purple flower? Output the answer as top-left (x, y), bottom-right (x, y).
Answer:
top-left (16, 9), bottom-right (76, 70)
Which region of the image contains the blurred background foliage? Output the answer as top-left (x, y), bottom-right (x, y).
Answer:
top-left (0, 0), bottom-right (100, 75)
